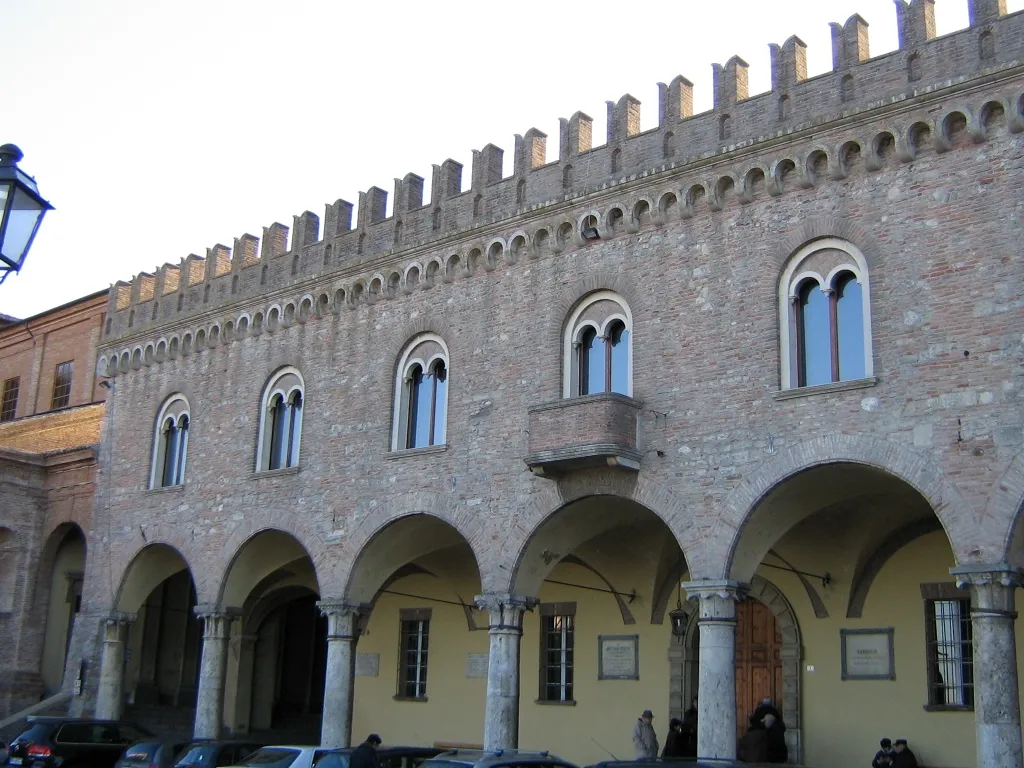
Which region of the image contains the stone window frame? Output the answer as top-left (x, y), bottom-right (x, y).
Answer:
top-left (537, 601), bottom-right (577, 705)
top-left (51, 360), bottom-right (74, 410)
top-left (1, 376), bottom-right (19, 422)
top-left (920, 582), bottom-right (974, 712)
top-left (395, 607), bottom-right (432, 702)
top-left (390, 333), bottom-right (450, 452)
top-left (778, 237), bottom-right (874, 391)
top-left (254, 366), bottom-right (305, 473)
top-left (149, 394), bottom-right (191, 489)
top-left (562, 291), bottom-right (633, 399)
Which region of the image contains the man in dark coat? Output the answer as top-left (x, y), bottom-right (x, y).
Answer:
top-left (736, 715), bottom-right (768, 763)
top-left (762, 714), bottom-right (788, 764)
top-left (751, 697), bottom-right (782, 724)
top-left (349, 734), bottom-right (382, 768)
top-left (681, 697), bottom-right (698, 756)
top-left (872, 738), bottom-right (896, 768)
top-left (662, 718), bottom-right (687, 758)
top-left (892, 739), bottom-right (918, 767)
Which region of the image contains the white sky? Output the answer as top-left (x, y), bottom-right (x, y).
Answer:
top-left (3, 0), bottom-right (1021, 319)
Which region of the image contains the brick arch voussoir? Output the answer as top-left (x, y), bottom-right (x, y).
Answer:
top-left (499, 473), bottom-right (701, 593)
top-left (717, 433), bottom-right (982, 581)
top-left (330, 491), bottom-right (489, 600)
top-left (210, 511), bottom-right (327, 608)
top-left (548, 273), bottom-right (640, 349)
top-left (387, 317), bottom-right (457, 365)
top-left (990, 447), bottom-right (1024, 566)
top-left (773, 217), bottom-right (880, 271)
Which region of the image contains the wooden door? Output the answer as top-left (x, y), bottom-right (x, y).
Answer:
top-left (734, 600), bottom-right (782, 741)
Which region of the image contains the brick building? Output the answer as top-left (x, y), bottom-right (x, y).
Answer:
top-left (0, 290), bottom-right (107, 718)
top-left (45, 2), bottom-right (1024, 766)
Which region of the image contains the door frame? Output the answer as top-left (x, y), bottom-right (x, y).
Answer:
top-left (669, 576), bottom-right (803, 764)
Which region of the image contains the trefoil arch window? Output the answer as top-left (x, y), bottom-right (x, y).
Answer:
top-left (150, 394), bottom-right (190, 488)
top-left (256, 367), bottom-right (305, 471)
top-left (563, 290), bottom-right (633, 398)
top-left (391, 333), bottom-right (450, 451)
top-left (779, 238), bottom-right (873, 390)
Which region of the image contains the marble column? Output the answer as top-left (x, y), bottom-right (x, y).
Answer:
top-left (94, 612), bottom-right (135, 720)
top-left (223, 621), bottom-right (258, 735)
top-left (951, 565), bottom-right (1023, 768)
top-left (475, 593), bottom-right (538, 751)
top-left (318, 601), bottom-right (365, 749)
top-left (193, 606), bottom-right (238, 740)
top-left (682, 580), bottom-right (747, 760)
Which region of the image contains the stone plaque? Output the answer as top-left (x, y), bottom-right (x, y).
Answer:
top-left (598, 634), bottom-right (639, 680)
top-left (840, 628), bottom-right (895, 680)
top-left (466, 653), bottom-right (489, 678)
top-left (354, 652), bottom-right (380, 677)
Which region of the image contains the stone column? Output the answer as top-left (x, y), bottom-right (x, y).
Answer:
top-left (193, 607), bottom-right (238, 740)
top-left (951, 565), bottom-right (1023, 768)
top-left (94, 612), bottom-right (135, 720)
top-left (223, 620), bottom-right (257, 735)
top-left (682, 580), bottom-right (747, 760)
top-left (318, 601), bottom-right (365, 748)
top-left (474, 593), bottom-right (538, 751)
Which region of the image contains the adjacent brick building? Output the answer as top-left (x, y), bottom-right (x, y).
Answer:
top-left (19, 2), bottom-right (1024, 767)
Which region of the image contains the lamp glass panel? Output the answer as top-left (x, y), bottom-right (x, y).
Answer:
top-left (0, 186), bottom-right (45, 269)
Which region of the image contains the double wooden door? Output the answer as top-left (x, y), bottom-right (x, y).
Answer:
top-left (734, 600), bottom-right (783, 740)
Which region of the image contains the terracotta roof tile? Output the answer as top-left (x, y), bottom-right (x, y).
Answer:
top-left (0, 404), bottom-right (104, 455)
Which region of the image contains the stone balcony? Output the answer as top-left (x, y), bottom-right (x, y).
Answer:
top-left (524, 392), bottom-right (642, 477)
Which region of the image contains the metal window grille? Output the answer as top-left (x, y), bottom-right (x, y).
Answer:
top-left (1, 377), bottom-right (19, 421)
top-left (51, 361), bottom-right (73, 410)
top-left (541, 615), bottom-right (574, 702)
top-left (926, 598), bottom-right (973, 706)
top-left (399, 619), bottom-right (429, 698)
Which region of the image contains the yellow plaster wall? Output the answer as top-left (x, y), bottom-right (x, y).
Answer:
top-left (40, 534), bottom-right (85, 693)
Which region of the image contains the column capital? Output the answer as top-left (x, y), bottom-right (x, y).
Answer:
top-left (474, 593), bottom-right (538, 630)
top-left (317, 600), bottom-right (368, 640)
top-left (103, 610), bottom-right (137, 627)
top-left (194, 605), bottom-right (241, 639)
top-left (951, 564), bottom-right (1024, 590)
top-left (316, 600), bottom-right (368, 618)
top-left (681, 579), bottom-right (748, 602)
top-left (101, 611), bottom-right (136, 641)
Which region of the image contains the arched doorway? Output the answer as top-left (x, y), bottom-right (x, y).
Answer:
top-left (36, 524), bottom-right (87, 695)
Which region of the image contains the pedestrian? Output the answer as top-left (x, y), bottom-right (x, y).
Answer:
top-left (632, 709), bottom-right (659, 759)
top-left (872, 737), bottom-right (895, 768)
top-left (681, 697), bottom-right (698, 756)
top-left (736, 714), bottom-right (768, 763)
top-left (892, 739), bottom-right (918, 767)
top-left (762, 713), bottom-right (788, 764)
top-left (751, 697), bottom-right (781, 724)
top-left (349, 734), bottom-right (382, 768)
top-left (662, 718), bottom-right (686, 758)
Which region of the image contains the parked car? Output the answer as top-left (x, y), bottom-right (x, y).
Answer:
top-left (584, 759), bottom-right (806, 767)
top-left (227, 746), bottom-right (341, 768)
top-left (422, 750), bottom-right (578, 768)
top-left (115, 741), bottom-right (188, 768)
top-left (314, 746), bottom-right (442, 768)
top-left (173, 741), bottom-right (265, 768)
top-left (4, 717), bottom-right (155, 768)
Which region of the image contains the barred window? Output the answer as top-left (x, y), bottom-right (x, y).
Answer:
top-left (51, 361), bottom-right (73, 410)
top-left (539, 603), bottom-right (575, 703)
top-left (398, 609), bottom-right (430, 700)
top-left (1, 377), bottom-right (19, 422)
top-left (926, 598), bottom-right (973, 707)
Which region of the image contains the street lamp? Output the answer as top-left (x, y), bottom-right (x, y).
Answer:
top-left (0, 144), bottom-right (53, 285)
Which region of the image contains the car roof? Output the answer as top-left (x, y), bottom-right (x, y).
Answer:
top-left (431, 750), bottom-right (572, 766)
top-left (26, 717), bottom-right (118, 724)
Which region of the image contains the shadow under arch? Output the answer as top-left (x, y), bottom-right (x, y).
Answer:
top-left (115, 542), bottom-right (195, 614)
top-left (218, 528), bottom-right (321, 609)
top-left (342, 513), bottom-right (482, 605)
top-left (30, 521), bottom-right (86, 606)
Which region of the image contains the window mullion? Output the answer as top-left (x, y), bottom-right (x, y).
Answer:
top-left (604, 335), bottom-right (612, 392)
top-left (427, 371), bottom-right (438, 447)
top-left (828, 288), bottom-right (840, 382)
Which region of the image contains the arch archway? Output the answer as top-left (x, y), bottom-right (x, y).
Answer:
top-left (36, 524), bottom-right (87, 694)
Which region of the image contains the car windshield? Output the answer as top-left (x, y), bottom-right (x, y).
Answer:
top-left (238, 749), bottom-right (302, 768)
top-left (12, 725), bottom-right (52, 745)
top-left (175, 745), bottom-right (218, 766)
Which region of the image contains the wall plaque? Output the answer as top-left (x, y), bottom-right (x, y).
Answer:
top-left (840, 628), bottom-right (895, 680)
top-left (354, 652), bottom-right (380, 677)
top-left (466, 653), bottom-right (489, 678)
top-left (598, 634), bottom-right (639, 680)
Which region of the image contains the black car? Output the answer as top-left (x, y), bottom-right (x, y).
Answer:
top-left (173, 742), bottom-right (265, 768)
top-left (5, 717), bottom-right (155, 768)
top-left (422, 750), bottom-right (577, 768)
top-left (584, 759), bottom-right (805, 767)
top-left (114, 741), bottom-right (188, 768)
top-left (314, 747), bottom-right (443, 768)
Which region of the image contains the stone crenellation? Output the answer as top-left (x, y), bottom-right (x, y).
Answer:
top-left (101, 1), bottom-right (1024, 348)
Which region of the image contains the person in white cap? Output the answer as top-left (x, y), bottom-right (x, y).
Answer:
top-left (632, 709), bottom-right (659, 759)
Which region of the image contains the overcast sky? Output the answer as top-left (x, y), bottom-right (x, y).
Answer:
top-left (3, 0), bottom-right (1021, 319)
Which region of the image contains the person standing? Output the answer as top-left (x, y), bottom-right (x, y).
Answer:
top-left (681, 697), bottom-right (698, 756)
top-left (350, 734), bottom-right (382, 768)
top-left (872, 737), bottom-right (895, 768)
top-left (736, 715), bottom-right (768, 763)
top-left (762, 714), bottom-right (788, 764)
top-left (662, 718), bottom-right (686, 758)
top-left (632, 710), bottom-right (659, 759)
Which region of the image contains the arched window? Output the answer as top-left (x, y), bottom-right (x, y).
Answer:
top-left (256, 368), bottom-right (305, 471)
top-left (563, 291), bottom-right (633, 398)
top-left (780, 238), bottom-right (873, 390)
top-left (150, 395), bottom-right (190, 488)
top-left (392, 334), bottom-right (450, 451)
